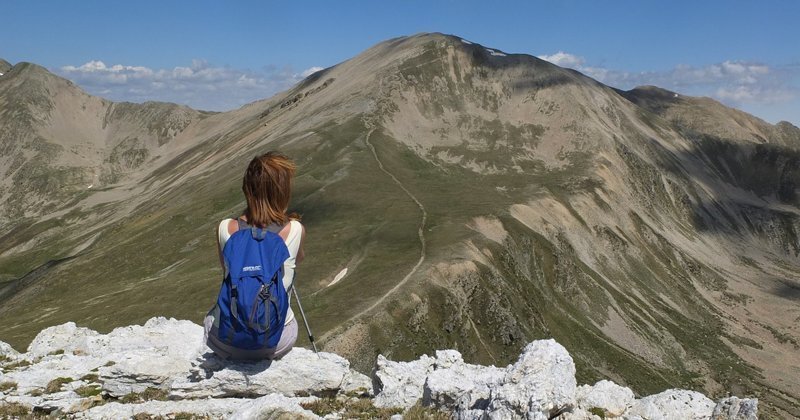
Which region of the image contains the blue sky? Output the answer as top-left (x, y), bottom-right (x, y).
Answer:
top-left (2, 1), bottom-right (798, 125)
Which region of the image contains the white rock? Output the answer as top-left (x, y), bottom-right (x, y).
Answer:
top-left (76, 397), bottom-right (251, 419)
top-left (230, 393), bottom-right (319, 419)
top-left (1, 392), bottom-right (99, 416)
top-left (373, 354), bottom-right (435, 409)
top-left (560, 407), bottom-right (602, 419)
top-left (340, 369), bottom-right (374, 397)
top-left (575, 380), bottom-right (634, 417)
top-left (0, 340), bottom-right (20, 360)
top-left (12, 318), bottom-right (206, 397)
top-left (627, 389), bottom-right (715, 420)
top-left (423, 349), bottom-right (505, 412)
top-left (170, 348), bottom-right (352, 399)
top-left (485, 339), bottom-right (577, 419)
top-left (27, 322), bottom-right (100, 358)
top-left (712, 396), bottom-right (758, 420)
top-left (100, 351), bottom-right (192, 396)
top-left (2, 354), bottom-right (98, 394)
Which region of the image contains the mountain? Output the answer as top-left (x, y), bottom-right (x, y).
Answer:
top-left (1, 33), bottom-right (799, 417)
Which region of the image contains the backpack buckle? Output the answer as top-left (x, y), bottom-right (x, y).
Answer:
top-left (258, 284), bottom-right (271, 301)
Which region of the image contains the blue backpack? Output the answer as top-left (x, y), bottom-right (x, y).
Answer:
top-left (214, 220), bottom-right (290, 350)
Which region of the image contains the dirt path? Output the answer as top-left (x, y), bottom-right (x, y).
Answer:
top-left (319, 128), bottom-right (427, 343)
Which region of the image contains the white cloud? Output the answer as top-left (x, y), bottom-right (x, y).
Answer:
top-left (537, 52), bottom-right (798, 106)
top-left (57, 60), bottom-right (325, 111)
top-left (537, 52), bottom-right (585, 68)
top-left (300, 66), bottom-right (324, 77)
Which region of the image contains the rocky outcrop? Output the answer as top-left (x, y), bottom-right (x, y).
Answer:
top-left (0, 317), bottom-right (758, 419)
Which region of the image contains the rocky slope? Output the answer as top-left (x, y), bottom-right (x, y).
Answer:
top-left (0, 317), bottom-right (757, 419)
top-left (1, 33), bottom-right (799, 417)
top-left (0, 61), bottom-right (212, 222)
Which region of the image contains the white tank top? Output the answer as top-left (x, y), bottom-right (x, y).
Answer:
top-left (217, 219), bottom-right (303, 325)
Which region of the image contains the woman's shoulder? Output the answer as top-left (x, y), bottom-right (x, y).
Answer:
top-left (287, 219), bottom-right (304, 239)
top-left (218, 218), bottom-right (238, 238)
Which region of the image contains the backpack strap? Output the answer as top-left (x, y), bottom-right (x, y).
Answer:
top-left (235, 218), bottom-right (285, 239)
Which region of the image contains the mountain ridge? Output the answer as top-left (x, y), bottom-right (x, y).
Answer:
top-left (1, 33), bottom-right (799, 417)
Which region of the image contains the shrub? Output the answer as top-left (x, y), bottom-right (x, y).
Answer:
top-left (589, 407), bottom-right (607, 418)
top-left (80, 373), bottom-right (100, 383)
top-left (0, 402), bottom-right (29, 417)
top-left (45, 377), bottom-right (73, 394)
top-left (0, 381), bottom-right (17, 392)
top-left (404, 403), bottom-right (451, 420)
top-left (75, 385), bottom-right (102, 398)
top-left (121, 387), bottom-right (168, 403)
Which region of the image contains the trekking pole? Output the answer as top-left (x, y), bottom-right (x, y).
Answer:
top-left (292, 282), bottom-right (319, 354)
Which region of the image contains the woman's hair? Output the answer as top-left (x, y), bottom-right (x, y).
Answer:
top-left (242, 151), bottom-right (297, 227)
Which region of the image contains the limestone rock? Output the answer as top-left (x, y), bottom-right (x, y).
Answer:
top-left (340, 369), bottom-right (374, 397)
top-left (170, 348), bottom-right (352, 399)
top-left (229, 394), bottom-right (319, 419)
top-left (627, 389), bottom-right (715, 420)
top-left (575, 380), bottom-right (635, 417)
top-left (712, 396), bottom-right (758, 420)
top-left (76, 397), bottom-right (252, 419)
top-left (373, 354), bottom-right (435, 409)
top-left (0, 319), bottom-right (759, 420)
top-left (423, 349), bottom-right (505, 412)
top-left (100, 351), bottom-right (193, 397)
top-left (0, 340), bottom-right (20, 360)
top-left (484, 339), bottom-right (577, 419)
top-left (26, 322), bottom-right (100, 358)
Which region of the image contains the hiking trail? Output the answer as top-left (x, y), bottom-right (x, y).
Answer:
top-left (319, 128), bottom-right (427, 344)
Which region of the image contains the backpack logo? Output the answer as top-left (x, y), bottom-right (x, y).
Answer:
top-left (242, 265), bottom-right (262, 272)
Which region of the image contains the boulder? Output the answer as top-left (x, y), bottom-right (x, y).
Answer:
top-left (0, 340), bottom-right (20, 360)
top-left (75, 396), bottom-right (308, 419)
top-left (373, 354), bottom-right (435, 409)
top-left (423, 350), bottom-right (505, 412)
top-left (26, 322), bottom-right (100, 358)
top-left (229, 394), bottom-right (319, 419)
top-left (627, 389), bottom-right (715, 420)
top-left (712, 396), bottom-right (758, 420)
top-left (340, 369), bottom-right (374, 397)
top-left (484, 339), bottom-right (577, 419)
top-left (575, 380), bottom-right (635, 417)
top-left (100, 351), bottom-right (193, 397)
top-left (170, 348), bottom-right (353, 399)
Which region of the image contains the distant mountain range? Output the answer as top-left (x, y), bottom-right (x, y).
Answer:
top-left (1, 33), bottom-right (798, 417)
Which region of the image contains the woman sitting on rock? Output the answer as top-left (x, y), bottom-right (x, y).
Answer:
top-left (204, 151), bottom-right (305, 360)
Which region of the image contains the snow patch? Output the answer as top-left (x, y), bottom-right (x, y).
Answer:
top-left (328, 268), bottom-right (348, 287)
top-left (485, 48), bottom-right (507, 57)
top-left (461, 39), bottom-right (473, 45)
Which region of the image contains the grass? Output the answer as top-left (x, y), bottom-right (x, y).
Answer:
top-left (0, 402), bottom-right (29, 417)
top-left (120, 387), bottom-right (169, 404)
top-left (75, 385), bottom-right (102, 398)
top-left (80, 373), bottom-right (100, 383)
top-left (0, 381), bottom-right (17, 393)
top-left (403, 404), bottom-right (451, 420)
top-left (44, 377), bottom-right (73, 394)
top-left (300, 397), bottom-right (404, 419)
top-left (588, 407), bottom-right (607, 418)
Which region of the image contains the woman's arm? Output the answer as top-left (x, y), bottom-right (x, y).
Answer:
top-left (296, 223), bottom-right (306, 265)
top-left (216, 224), bottom-right (225, 271)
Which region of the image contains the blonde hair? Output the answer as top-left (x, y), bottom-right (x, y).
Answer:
top-left (242, 152), bottom-right (297, 227)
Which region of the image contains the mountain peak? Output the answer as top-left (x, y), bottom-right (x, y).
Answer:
top-left (0, 59), bottom-right (11, 74)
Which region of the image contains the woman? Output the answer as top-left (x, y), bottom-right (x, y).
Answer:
top-left (204, 151), bottom-right (305, 360)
